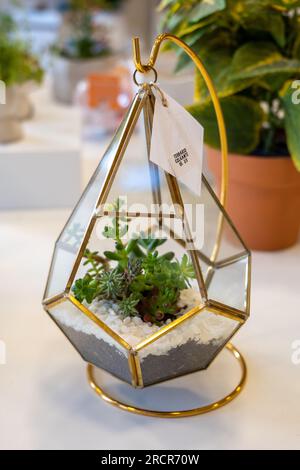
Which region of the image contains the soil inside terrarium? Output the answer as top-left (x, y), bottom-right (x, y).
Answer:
top-left (140, 338), bottom-right (225, 386)
top-left (58, 322), bottom-right (133, 384)
top-left (53, 317), bottom-right (226, 387)
top-left (50, 288), bottom-right (237, 387)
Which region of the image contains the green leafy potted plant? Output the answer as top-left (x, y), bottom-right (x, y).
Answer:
top-left (160, 0), bottom-right (300, 250)
top-left (0, 13), bottom-right (43, 143)
top-left (52, 0), bottom-right (124, 103)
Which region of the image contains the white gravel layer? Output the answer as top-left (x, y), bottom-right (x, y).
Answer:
top-left (51, 289), bottom-right (237, 360)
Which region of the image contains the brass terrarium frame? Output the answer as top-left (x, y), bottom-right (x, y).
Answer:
top-left (43, 34), bottom-right (250, 417)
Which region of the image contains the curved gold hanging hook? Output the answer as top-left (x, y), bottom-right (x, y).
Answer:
top-left (132, 33), bottom-right (228, 209)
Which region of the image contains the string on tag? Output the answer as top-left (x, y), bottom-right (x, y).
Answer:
top-left (150, 82), bottom-right (168, 107)
top-left (133, 67), bottom-right (168, 107)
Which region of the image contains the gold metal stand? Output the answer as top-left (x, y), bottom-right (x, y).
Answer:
top-left (87, 343), bottom-right (247, 418)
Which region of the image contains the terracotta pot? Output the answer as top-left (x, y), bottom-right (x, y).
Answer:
top-left (207, 147), bottom-right (300, 251)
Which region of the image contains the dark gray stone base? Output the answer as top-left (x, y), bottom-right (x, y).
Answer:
top-left (54, 318), bottom-right (227, 387)
top-left (56, 322), bottom-right (132, 384)
top-left (140, 339), bottom-right (224, 386)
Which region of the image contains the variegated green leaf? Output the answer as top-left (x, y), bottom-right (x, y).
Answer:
top-left (174, 24), bottom-right (216, 72)
top-left (194, 43), bottom-right (254, 103)
top-left (158, 0), bottom-right (176, 12)
top-left (271, 0), bottom-right (300, 9)
top-left (280, 80), bottom-right (300, 170)
top-left (231, 42), bottom-right (300, 80)
top-left (241, 10), bottom-right (285, 47)
top-left (292, 30), bottom-right (300, 58)
top-left (188, 0), bottom-right (226, 23)
top-left (176, 15), bottom-right (216, 37)
top-left (227, 0), bottom-right (300, 15)
top-left (187, 96), bottom-right (265, 154)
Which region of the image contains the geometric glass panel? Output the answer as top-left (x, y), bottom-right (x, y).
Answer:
top-left (47, 298), bottom-right (132, 384)
top-left (44, 101), bottom-right (137, 299)
top-left (138, 307), bottom-right (240, 386)
top-left (207, 255), bottom-right (250, 312)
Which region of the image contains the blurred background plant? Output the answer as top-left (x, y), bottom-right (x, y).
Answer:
top-left (0, 10), bottom-right (44, 143)
top-left (160, 0), bottom-right (300, 170)
top-left (53, 0), bottom-right (125, 59)
top-left (0, 12), bottom-right (44, 86)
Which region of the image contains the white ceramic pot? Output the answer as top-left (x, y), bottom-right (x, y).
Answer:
top-left (15, 87), bottom-right (34, 121)
top-left (51, 55), bottom-right (115, 104)
top-left (0, 87), bottom-right (23, 143)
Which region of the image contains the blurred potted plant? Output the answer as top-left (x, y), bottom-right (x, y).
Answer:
top-left (0, 13), bottom-right (44, 143)
top-left (160, 0), bottom-right (300, 250)
top-left (52, 0), bottom-right (124, 103)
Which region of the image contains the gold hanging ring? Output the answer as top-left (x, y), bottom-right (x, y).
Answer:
top-left (133, 66), bottom-right (158, 87)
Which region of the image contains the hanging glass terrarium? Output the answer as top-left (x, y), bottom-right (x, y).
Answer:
top-left (43, 34), bottom-right (251, 417)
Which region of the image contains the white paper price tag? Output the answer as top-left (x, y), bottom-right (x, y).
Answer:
top-left (149, 89), bottom-right (204, 196)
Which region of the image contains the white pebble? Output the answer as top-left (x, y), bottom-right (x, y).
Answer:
top-left (52, 289), bottom-right (236, 360)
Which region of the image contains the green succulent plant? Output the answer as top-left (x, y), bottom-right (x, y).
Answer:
top-left (72, 199), bottom-right (196, 324)
top-left (0, 13), bottom-right (43, 86)
top-left (159, 0), bottom-right (300, 170)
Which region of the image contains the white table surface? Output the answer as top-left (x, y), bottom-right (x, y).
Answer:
top-left (1, 97), bottom-right (300, 450)
top-left (1, 204), bottom-right (300, 450)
